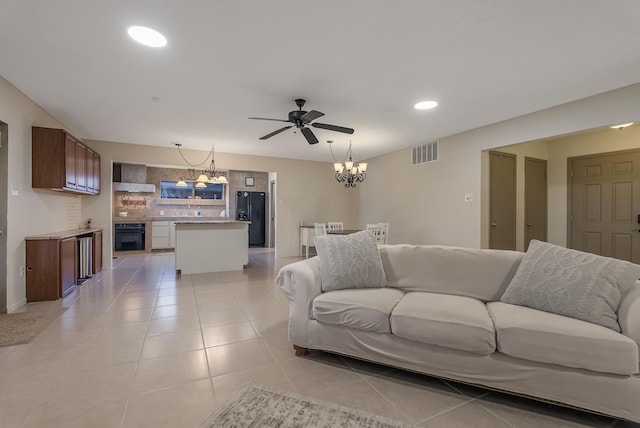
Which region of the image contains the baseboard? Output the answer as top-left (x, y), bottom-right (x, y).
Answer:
top-left (7, 298), bottom-right (27, 313)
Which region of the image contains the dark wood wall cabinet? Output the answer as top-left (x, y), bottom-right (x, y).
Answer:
top-left (25, 228), bottom-right (103, 302)
top-left (32, 126), bottom-right (101, 195)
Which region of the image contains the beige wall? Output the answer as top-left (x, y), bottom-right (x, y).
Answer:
top-left (359, 83), bottom-right (640, 249)
top-left (0, 76), bottom-right (83, 311)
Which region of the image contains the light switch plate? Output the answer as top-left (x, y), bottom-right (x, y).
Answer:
top-left (464, 193), bottom-right (473, 203)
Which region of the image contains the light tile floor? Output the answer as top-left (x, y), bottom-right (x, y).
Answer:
top-left (0, 250), bottom-right (637, 427)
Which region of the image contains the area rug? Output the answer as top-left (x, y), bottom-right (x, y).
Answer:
top-left (0, 310), bottom-right (58, 347)
top-left (197, 383), bottom-right (415, 428)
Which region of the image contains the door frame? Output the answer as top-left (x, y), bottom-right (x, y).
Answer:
top-left (0, 121), bottom-right (8, 313)
top-left (567, 147), bottom-right (640, 250)
top-left (524, 156), bottom-right (547, 249)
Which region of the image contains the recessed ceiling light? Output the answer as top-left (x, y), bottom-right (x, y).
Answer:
top-left (610, 122), bottom-right (634, 130)
top-left (127, 26), bottom-right (167, 48)
top-left (414, 100), bottom-right (438, 110)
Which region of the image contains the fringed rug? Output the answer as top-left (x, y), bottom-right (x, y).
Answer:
top-left (198, 383), bottom-right (415, 428)
top-left (0, 310), bottom-right (58, 347)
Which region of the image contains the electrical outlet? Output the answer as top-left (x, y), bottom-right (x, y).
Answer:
top-left (20, 266), bottom-right (25, 277)
top-left (464, 193), bottom-right (474, 203)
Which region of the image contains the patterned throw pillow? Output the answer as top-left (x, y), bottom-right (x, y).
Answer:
top-left (501, 240), bottom-right (640, 331)
top-left (314, 230), bottom-right (387, 292)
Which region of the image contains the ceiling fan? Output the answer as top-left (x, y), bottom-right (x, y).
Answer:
top-left (249, 98), bottom-right (354, 145)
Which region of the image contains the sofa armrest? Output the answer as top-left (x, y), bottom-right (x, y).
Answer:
top-left (619, 280), bottom-right (640, 347)
top-left (277, 256), bottom-right (322, 318)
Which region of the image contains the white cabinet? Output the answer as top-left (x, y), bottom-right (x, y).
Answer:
top-left (169, 221), bottom-right (176, 248)
top-left (152, 221), bottom-right (177, 249)
top-left (152, 221), bottom-right (170, 249)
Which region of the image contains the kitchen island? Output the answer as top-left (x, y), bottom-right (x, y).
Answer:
top-left (174, 221), bottom-right (249, 274)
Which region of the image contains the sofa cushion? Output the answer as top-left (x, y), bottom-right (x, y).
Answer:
top-left (379, 244), bottom-right (523, 301)
top-left (500, 240), bottom-right (640, 332)
top-left (312, 288), bottom-right (404, 334)
top-left (390, 292), bottom-right (496, 354)
top-left (488, 302), bottom-right (639, 375)
top-left (315, 231), bottom-right (387, 292)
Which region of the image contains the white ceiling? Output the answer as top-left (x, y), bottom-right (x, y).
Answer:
top-left (1, 1), bottom-right (639, 162)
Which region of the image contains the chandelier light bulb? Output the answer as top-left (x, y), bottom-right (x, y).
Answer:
top-left (358, 162), bottom-right (368, 172)
top-left (345, 161), bottom-right (354, 171)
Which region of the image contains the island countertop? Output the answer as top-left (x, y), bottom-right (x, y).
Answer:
top-left (173, 220), bottom-right (249, 225)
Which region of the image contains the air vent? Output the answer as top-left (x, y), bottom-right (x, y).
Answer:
top-left (411, 140), bottom-right (439, 166)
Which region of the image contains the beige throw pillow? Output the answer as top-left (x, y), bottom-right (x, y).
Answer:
top-left (501, 240), bottom-right (640, 332)
top-left (314, 230), bottom-right (387, 292)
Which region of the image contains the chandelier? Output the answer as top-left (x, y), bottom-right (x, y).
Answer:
top-left (329, 141), bottom-right (368, 188)
top-left (174, 143), bottom-right (228, 187)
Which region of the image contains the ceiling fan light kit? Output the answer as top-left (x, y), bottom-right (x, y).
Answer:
top-left (249, 99), bottom-right (354, 145)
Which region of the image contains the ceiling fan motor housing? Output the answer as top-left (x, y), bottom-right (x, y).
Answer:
top-left (288, 110), bottom-right (308, 128)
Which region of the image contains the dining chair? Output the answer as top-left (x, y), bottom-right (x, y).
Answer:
top-left (366, 223), bottom-right (390, 244)
top-left (378, 223), bottom-right (390, 244)
top-left (314, 222), bottom-right (327, 237)
top-left (326, 222), bottom-right (344, 232)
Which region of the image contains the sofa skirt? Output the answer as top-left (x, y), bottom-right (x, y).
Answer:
top-left (293, 319), bottom-right (640, 423)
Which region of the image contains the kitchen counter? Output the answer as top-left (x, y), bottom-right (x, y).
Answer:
top-left (25, 228), bottom-right (103, 240)
top-left (113, 216), bottom-right (230, 222)
top-left (175, 221), bottom-right (249, 274)
top-left (173, 220), bottom-right (247, 225)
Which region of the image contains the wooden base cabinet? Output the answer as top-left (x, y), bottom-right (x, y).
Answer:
top-left (26, 238), bottom-right (77, 302)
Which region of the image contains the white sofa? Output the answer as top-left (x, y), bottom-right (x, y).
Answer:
top-left (277, 244), bottom-right (640, 423)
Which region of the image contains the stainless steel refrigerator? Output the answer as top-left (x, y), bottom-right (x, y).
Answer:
top-left (235, 191), bottom-right (266, 247)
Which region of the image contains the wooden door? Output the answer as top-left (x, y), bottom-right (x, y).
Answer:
top-left (75, 142), bottom-right (87, 192)
top-left (569, 150), bottom-right (640, 263)
top-left (60, 237), bottom-right (76, 297)
top-left (489, 151), bottom-right (516, 250)
top-left (64, 134), bottom-right (76, 189)
top-left (524, 157), bottom-right (548, 249)
top-left (26, 240), bottom-right (60, 302)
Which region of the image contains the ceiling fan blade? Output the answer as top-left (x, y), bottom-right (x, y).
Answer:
top-left (301, 110), bottom-right (324, 123)
top-left (301, 127), bottom-right (319, 145)
top-left (249, 117), bottom-right (290, 123)
top-left (311, 122), bottom-right (355, 134)
top-left (259, 126), bottom-right (293, 140)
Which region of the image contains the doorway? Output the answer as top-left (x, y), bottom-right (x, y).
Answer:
top-left (569, 149), bottom-right (640, 263)
top-left (269, 179), bottom-right (276, 248)
top-left (489, 151), bottom-right (516, 250)
top-left (524, 157), bottom-right (547, 249)
top-left (0, 121), bottom-right (8, 313)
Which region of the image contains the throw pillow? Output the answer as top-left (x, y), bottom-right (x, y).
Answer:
top-left (314, 230), bottom-right (387, 292)
top-left (501, 240), bottom-right (640, 332)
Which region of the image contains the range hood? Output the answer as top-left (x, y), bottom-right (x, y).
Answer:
top-left (112, 182), bottom-right (156, 193)
top-left (112, 163), bottom-right (156, 193)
